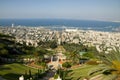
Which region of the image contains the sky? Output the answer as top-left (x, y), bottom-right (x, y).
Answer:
top-left (0, 0), bottom-right (120, 21)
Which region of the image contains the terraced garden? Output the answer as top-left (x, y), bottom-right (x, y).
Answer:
top-left (66, 64), bottom-right (101, 80)
top-left (0, 63), bottom-right (38, 80)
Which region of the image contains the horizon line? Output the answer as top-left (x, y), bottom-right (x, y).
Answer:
top-left (0, 18), bottom-right (119, 23)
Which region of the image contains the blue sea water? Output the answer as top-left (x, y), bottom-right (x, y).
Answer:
top-left (0, 19), bottom-right (120, 32)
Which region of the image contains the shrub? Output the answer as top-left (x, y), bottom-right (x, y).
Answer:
top-left (86, 60), bottom-right (98, 65)
top-left (62, 62), bottom-right (72, 68)
top-left (54, 73), bottom-right (59, 79)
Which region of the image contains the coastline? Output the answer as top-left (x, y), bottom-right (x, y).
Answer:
top-left (0, 19), bottom-right (120, 32)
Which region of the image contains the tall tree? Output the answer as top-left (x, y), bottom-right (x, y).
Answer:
top-left (68, 50), bottom-right (80, 65)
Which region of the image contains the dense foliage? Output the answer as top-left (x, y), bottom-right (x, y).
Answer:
top-left (62, 42), bottom-right (87, 52)
top-left (62, 62), bottom-right (72, 68)
top-left (89, 47), bottom-right (120, 80)
top-left (0, 33), bottom-right (15, 39)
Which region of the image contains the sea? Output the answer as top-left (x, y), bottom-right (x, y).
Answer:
top-left (0, 19), bottom-right (120, 32)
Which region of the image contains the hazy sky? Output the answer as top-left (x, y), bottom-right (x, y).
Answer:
top-left (0, 0), bottom-right (120, 21)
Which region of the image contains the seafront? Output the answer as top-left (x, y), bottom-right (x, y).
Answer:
top-left (0, 26), bottom-right (120, 52)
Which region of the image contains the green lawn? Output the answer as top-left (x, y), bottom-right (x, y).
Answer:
top-left (66, 64), bottom-right (99, 80)
top-left (0, 63), bottom-right (38, 80)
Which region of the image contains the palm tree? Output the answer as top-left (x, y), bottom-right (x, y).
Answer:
top-left (89, 47), bottom-right (120, 80)
top-left (68, 50), bottom-right (80, 65)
